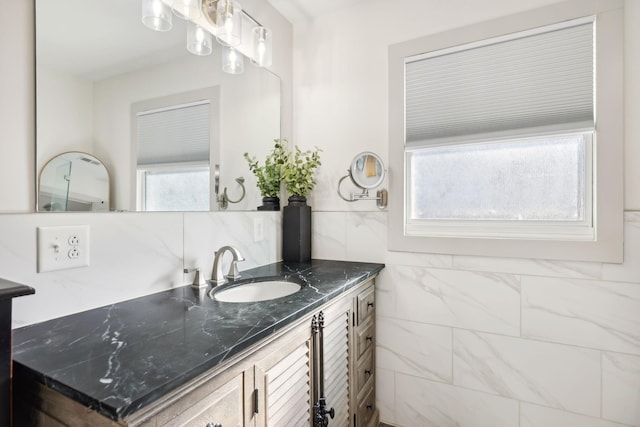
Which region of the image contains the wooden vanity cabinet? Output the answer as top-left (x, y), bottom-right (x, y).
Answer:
top-left (14, 278), bottom-right (377, 427)
top-left (352, 284), bottom-right (378, 427)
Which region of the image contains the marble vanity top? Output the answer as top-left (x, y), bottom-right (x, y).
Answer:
top-left (12, 259), bottom-right (383, 421)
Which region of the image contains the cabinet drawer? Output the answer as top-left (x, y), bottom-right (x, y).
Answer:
top-left (356, 319), bottom-right (375, 359)
top-left (356, 387), bottom-right (376, 427)
top-left (356, 349), bottom-right (374, 394)
top-left (356, 286), bottom-right (375, 325)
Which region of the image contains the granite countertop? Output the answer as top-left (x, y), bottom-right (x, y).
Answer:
top-left (12, 259), bottom-right (383, 421)
top-left (0, 278), bottom-right (35, 301)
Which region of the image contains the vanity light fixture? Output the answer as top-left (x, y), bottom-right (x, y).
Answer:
top-left (215, 0), bottom-right (242, 47)
top-left (141, 0), bottom-right (273, 75)
top-left (251, 26), bottom-right (272, 67)
top-left (141, 0), bottom-right (172, 32)
top-left (187, 21), bottom-right (213, 55)
top-left (222, 46), bottom-right (244, 74)
top-left (171, 0), bottom-right (202, 20)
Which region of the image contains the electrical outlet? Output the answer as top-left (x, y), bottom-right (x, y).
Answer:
top-left (37, 225), bottom-right (90, 273)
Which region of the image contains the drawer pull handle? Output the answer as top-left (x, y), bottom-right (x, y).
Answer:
top-left (206, 424), bottom-right (222, 427)
top-left (366, 404), bottom-right (373, 411)
top-left (367, 301), bottom-right (374, 308)
top-left (365, 336), bottom-right (373, 342)
top-left (364, 369), bottom-right (372, 376)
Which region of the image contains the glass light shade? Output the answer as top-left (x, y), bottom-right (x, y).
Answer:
top-left (142, 0), bottom-right (172, 32)
top-left (187, 22), bottom-right (213, 56)
top-left (216, 0), bottom-right (242, 47)
top-left (251, 26), bottom-right (272, 67)
top-left (171, 0), bottom-right (202, 20)
top-left (222, 46), bottom-right (244, 74)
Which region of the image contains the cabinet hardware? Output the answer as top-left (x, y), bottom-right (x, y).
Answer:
top-left (205, 423), bottom-right (222, 427)
top-left (253, 388), bottom-right (259, 414)
top-left (365, 336), bottom-right (373, 342)
top-left (312, 312), bottom-right (335, 427)
top-left (367, 301), bottom-right (374, 308)
top-left (364, 369), bottom-right (371, 376)
top-left (367, 404), bottom-right (373, 410)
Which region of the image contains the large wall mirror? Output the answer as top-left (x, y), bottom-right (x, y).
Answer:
top-left (35, 0), bottom-right (281, 212)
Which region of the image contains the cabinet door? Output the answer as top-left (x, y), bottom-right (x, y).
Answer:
top-left (254, 327), bottom-right (312, 427)
top-left (321, 304), bottom-right (351, 427)
top-left (160, 373), bottom-right (244, 427)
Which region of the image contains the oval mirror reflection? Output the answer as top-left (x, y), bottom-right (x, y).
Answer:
top-left (350, 152), bottom-right (385, 189)
top-left (38, 152), bottom-right (110, 212)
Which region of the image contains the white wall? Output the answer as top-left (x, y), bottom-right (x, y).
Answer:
top-left (0, 0), bottom-right (34, 213)
top-left (297, 0), bottom-right (640, 426)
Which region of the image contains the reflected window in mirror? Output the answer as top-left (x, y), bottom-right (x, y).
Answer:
top-left (132, 89), bottom-right (219, 211)
top-left (138, 163), bottom-right (210, 211)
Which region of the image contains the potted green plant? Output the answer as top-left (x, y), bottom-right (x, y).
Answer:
top-left (282, 145), bottom-right (322, 201)
top-left (281, 145), bottom-right (322, 262)
top-left (244, 139), bottom-right (287, 211)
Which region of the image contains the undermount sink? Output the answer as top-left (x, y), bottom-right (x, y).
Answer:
top-left (213, 280), bottom-right (301, 303)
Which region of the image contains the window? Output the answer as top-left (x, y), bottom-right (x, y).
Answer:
top-left (388, 0), bottom-right (624, 262)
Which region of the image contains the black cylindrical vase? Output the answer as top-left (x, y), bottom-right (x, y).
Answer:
top-left (257, 196), bottom-right (280, 211)
top-left (283, 196), bottom-right (311, 262)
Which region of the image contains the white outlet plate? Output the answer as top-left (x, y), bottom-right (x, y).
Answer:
top-left (253, 217), bottom-right (264, 242)
top-left (37, 225), bottom-right (90, 273)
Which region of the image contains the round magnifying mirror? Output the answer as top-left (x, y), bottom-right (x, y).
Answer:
top-left (350, 152), bottom-right (385, 189)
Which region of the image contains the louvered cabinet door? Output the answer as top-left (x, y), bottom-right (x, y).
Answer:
top-left (321, 305), bottom-right (351, 427)
top-left (254, 325), bottom-right (312, 427)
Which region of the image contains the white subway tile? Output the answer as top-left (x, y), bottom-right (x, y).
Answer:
top-left (396, 373), bottom-right (519, 427)
top-left (393, 265), bottom-right (520, 335)
top-left (184, 211), bottom-right (280, 275)
top-left (454, 255), bottom-right (602, 280)
top-left (522, 277), bottom-right (640, 355)
top-left (377, 317), bottom-right (452, 383)
top-left (345, 211), bottom-right (386, 263)
top-left (521, 403), bottom-right (631, 427)
top-left (311, 211), bottom-right (346, 260)
top-left (385, 250), bottom-right (453, 269)
top-left (453, 330), bottom-right (601, 416)
top-left (603, 352), bottom-right (640, 425)
top-left (9, 213), bottom-right (183, 326)
top-left (375, 268), bottom-right (395, 318)
top-left (376, 368), bottom-right (396, 425)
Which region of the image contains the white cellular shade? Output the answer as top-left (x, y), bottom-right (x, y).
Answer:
top-left (405, 19), bottom-right (594, 144)
top-left (137, 101), bottom-right (210, 165)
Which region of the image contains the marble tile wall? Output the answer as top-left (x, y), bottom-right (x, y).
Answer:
top-left (4, 211), bottom-right (280, 327)
top-left (311, 210), bottom-right (640, 427)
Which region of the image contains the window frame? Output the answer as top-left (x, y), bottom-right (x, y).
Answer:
top-left (388, 0), bottom-right (624, 262)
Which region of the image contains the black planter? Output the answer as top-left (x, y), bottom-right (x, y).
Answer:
top-left (257, 196), bottom-right (280, 211)
top-left (283, 196), bottom-right (312, 262)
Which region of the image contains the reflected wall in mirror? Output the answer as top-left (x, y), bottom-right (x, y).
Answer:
top-left (35, 0), bottom-right (281, 212)
top-left (39, 152), bottom-right (109, 212)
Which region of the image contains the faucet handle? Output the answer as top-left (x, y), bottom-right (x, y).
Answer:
top-left (184, 268), bottom-right (207, 289)
top-left (226, 259), bottom-right (243, 281)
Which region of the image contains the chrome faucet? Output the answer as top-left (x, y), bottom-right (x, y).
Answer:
top-left (211, 246), bottom-right (245, 286)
